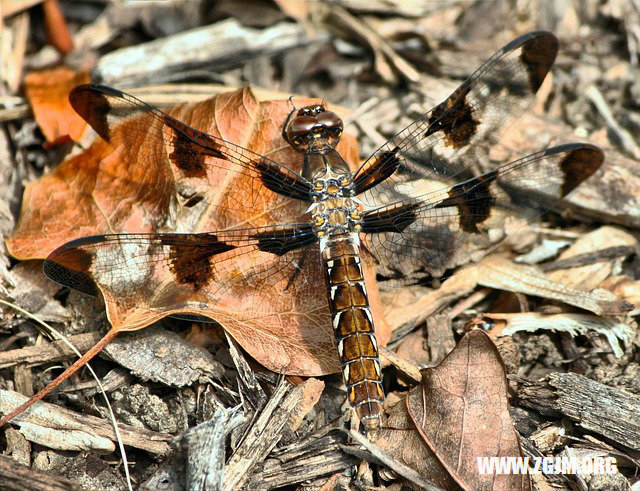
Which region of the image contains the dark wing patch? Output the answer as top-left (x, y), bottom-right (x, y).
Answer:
top-left (361, 201), bottom-right (421, 234)
top-left (425, 86), bottom-right (479, 149)
top-left (253, 224), bottom-right (318, 255)
top-left (159, 234), bottom-right (236, 289)
top-left (44, 237), bottom-right (98, 296)
top-left (519, 32), bottom-right (559, 92)
top-left (69, 85), bottom-right (120, 142)
top-left (166, 125), bottom-right (224, 178)
top-left (433, 170), bottom-right (497, 233)
top-left (353, 147), bottom-right (402, 195)
top-left (558, 143), bottom-right (604, 196)
top-left (253, 159), bottom-right (315, 202)
top-left (68, 84), bottom-right (314, 215)
top-left (43, 223), bottom-right (319, 312)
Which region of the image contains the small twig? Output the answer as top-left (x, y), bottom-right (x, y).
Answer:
top-left (585, 84), bottom-right (640, 159)
top-left (447, 287), bottom-right (492, 319)
top-left (42, 0), bottom-right (74, 54)
top-left (345, 430), bottom-right (443, 491)
top-left (379, 346), bottom-right (421, 383)
top-left (0, 331), bottom-right (104, 369)
top-left (327, 6), bottom-right (421, 84)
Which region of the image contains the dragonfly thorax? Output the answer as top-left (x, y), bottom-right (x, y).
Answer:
top-left (311, 196), bottom-right (362, 238)
top-left (311, 174), bottom-right (355, 200)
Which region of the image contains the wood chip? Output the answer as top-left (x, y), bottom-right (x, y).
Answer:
top-left (1, 11), bottom-right (29, 93)
top-left (519, 372), bottom-right (640, 451)
top-left (0, 454), bottom-right (74, 491)
top-left (1, 389), bottom-right (172, 454)
top-left (95, 19), bottom-right (320, 85)
top-left (223, 378), bottom-right (319, 490)
top-left (384, 267), bottom-right (478, 337)
top-left (103, 326), bottom-right (225, 387)
top-left (326, 6), bottom-right (420, 84)
top-left (225, 332), bottom-right (267, 413)
top-left (180, 406), bottom-right (246, 490)
top-left (0, 332), bottom-right (104, 370)
top-left (544, 226), bottom-right (638, 290)
top-left (345, 430), bottom-right (441, 491)
top-left (247, 432), bottom-right (357, 488)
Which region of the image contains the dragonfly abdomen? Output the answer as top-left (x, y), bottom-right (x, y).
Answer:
top-left (322, 235), bottom-right (384, 434)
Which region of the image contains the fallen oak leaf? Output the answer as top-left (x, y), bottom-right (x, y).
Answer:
top-left (376, 400), bottom-right (457, 489)
top-left (347, 429), bottom-right (447, 490)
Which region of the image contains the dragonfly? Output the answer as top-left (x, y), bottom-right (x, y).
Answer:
top-left (1, 31), bottom-right (603, 435)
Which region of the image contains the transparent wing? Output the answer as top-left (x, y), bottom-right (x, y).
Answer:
top-left (69, 84), bottom-right (314, 229)
top-left (43, 223), bottom-right (340, 374)
top-left (353, 31), bottom-right (559, 206)
top-left (360, 143), bottom-right (603, 282)
top-left (44, 223), bottom-right (319, 319)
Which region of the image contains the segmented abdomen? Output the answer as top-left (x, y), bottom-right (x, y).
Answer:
top-left (322, 235), bottom-right (384, 433)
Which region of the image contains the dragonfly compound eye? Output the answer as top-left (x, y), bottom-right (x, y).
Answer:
top-left (316, 111), bottom-right (343, 132)
top-left (289, 115), bottom-right (317, 137)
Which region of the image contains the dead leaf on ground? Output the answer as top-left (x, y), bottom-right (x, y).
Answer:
top-left (544, 225), bottom-right (638, 291)
top-left (378, 329), bottom-right (529, 490)
top-left (377, 400), bottom-right (458, 490)
top-left (599, 275), bottom-right (640, 312)
top-left (7, 86), bottom-right (390, 378)
top-left (476, 255), bottom-right (632, 316)
top-left (23, 67), bottom-right (90, 145)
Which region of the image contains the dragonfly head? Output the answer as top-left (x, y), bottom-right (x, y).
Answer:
top-left (284, 104), bottom-right (343, 152)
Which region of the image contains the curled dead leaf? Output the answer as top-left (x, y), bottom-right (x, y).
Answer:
top-left (483, 312), bottom-right (633, 359)
top-left (476, 255), bottom-right (632, 316)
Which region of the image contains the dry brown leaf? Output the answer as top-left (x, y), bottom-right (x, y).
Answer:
top-left (545, 226), bottom-right (638, 290)
top-left (476, 255), bottom-right (632, 316)
top-left (382, 267), bottom-right (479, 332)
top-left (23, 67), bottom-right (90, 144)
top-left (407, 329), bottom-right (529, 490)
top-left (483, 312), bottom-right (633, 358)
top-left (599, 275), bottom-right (640, 312)
top-left (286, 378), bottom-right (324, 432)
top-left (7, 86), bottom-right (390, 379)
top-left (377, 400), bottom-right (457, 490)
top-left (377, 330), bottom-right (529, 489)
